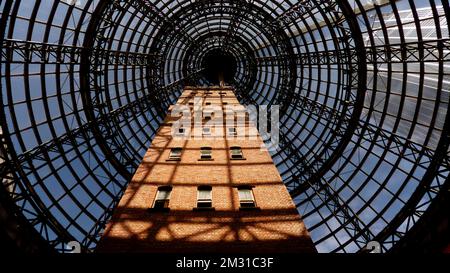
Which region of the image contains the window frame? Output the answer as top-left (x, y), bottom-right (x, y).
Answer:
top-left (228, 127), bottom-right (237, 136)
top-left (202, 126), bottom-right (212, 136)
top-left (168, 147), bottom-right (182, 160)
top-left (152, 186), bottom-right (172, 210)
top-left (230, 146), bottom-right (245, 160)
top-left (196, 185), bottom-right (213, 209)
top-left (176, 127), bottom-right (186, 136)
top-left (237, 186), bottom-right (257, 209)
top-left (199, 147), bottom-right (213, 160)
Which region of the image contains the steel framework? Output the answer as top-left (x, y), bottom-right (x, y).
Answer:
top-left (0, 0), bottom-right (449, 253)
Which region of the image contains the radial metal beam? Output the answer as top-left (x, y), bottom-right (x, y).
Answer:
top-left (221, 1), bottom-right (250, 52)
top-left (1, 39), bottom-right (158, 65)
top-left (276, 0), bottom-right (327, 24)
top-left (256, 49), bottom-right (346, 66)
top-left (278, 131), bottom-right (374, 249)
top-left (287, 95), bottom-right (445, 197)
top-left (284, 91), bottom-right (450, 252)
top-left (366, 39), bottom-right (450, 63)
top-left (257, 38), bottom-right (450, 67)
top-left (255, 0), bottom-right (393, 52)
top-left (0, 131), bottom-right (80, 252)
top-left (1, 39), bottom-right (83, 64)
top-left (126, 0), bottom-right (199, 46)
top-left (0, 152), bottom-right (54, 253)
top-left (274, 95), bottom-right (375, 250)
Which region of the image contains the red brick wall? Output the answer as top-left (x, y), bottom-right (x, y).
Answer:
top-left (96, 87), bottom-right (316, 253)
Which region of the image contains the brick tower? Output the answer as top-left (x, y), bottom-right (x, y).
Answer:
top-left (97, 86), bottom-right (316, 253)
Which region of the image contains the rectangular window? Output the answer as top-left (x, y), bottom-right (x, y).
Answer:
top-left (228, 127), bottom-right (237, 136)
top-left (238, 188), bottom-right (256, 208)
top-left (169, 148), bottom-right (182, 160)
top-left (231, 146), bottom-right (244, 159)
top-left (203, 127), bottom-right (211, 135)
top-left (200, 147), bottom-right (212, 160)
top-left (176, 128), bottom-right (185, 136)
top-left (153, 187), bottom-right (172, 209)
top-left (197, 186), bottom-right (212, 208)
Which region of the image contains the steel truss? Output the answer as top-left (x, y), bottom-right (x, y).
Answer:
top-left (1, 39), bottom-right (157, 66)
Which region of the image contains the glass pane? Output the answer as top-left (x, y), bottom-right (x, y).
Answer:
top-left (154, 200), bottom-right (169, 209)
top-left (198, 189), bottom-right (212, 200)
top-left (238, 189), bottom-right (253, 201)
top-left (156, 190), bottom-right (171, 200)
top-left (171, 148), bottom-right (182, 157)
top-left (201, 148), bottom-right (212, 155)
top-left (231, 148), bottom-right (241, 155)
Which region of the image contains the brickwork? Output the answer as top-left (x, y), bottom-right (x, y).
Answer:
top-left (96, 86), bottom-right (316, 253)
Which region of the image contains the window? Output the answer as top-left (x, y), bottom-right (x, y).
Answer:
top-left (153, 186), bottom-right (172, 209)
top-left (189, 102), bottom-right (194, 106)
top-left (200, 147), bottom-right (212, 160)
top-left (228, 127), bottom-right (237, 136)
top-left (206, 102), bottom-right (211, 106)
top-left (170, 110), bottom-right (183, 118)
top-left (238, 187), bottom-right (256, 208)
top-left (176, 128), bottom-right (185, 136)
top-left (230, 146), bottom-right (244, 159)
top-left (169, 147), bottom-right (182, 160)
top-left (197, 186), bottom-right (212, 208)
top-left (203, 127), bottom-right (211, 135)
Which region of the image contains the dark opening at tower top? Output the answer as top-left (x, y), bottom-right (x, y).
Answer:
top-left (202, 49), bottom-right (237, 85)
